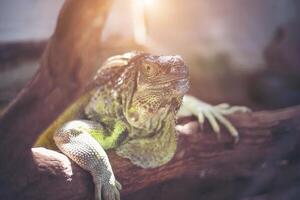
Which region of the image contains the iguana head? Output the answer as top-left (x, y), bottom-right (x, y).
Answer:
top-left (124, 53), bottom-right (189, 132)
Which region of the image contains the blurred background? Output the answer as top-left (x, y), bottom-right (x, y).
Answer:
top-left (1, 0), bottom-right (300, 200)
top-left (1, 0), bottom-right (300, 110)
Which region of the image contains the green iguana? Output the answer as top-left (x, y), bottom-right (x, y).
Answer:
top-left (34, 52), bottom-right (249, 200)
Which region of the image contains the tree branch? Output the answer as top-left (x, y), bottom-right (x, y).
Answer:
top-left (25, 106), bottom-right (300, 200)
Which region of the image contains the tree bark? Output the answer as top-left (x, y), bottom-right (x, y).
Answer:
top-left (1, 0), bottom-right (300, 199)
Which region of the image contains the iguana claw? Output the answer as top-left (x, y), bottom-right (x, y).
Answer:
top-left (177, 95), bottom-right (251, 142)
top-left (95, 181), bottom-right (121, 200)
top-left (94, 174), bottom-right (121, 200)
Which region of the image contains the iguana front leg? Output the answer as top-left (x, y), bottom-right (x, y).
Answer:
top-left (53, 120), bottom-right (122, 200)
top-left (177, 95), bottom-right (250, 142)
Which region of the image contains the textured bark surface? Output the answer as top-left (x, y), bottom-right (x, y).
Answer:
top-left (1, 0), bottom-right (300, 200)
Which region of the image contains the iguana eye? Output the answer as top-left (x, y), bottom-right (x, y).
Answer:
top-left (142, 62), bottom-right (159, 77)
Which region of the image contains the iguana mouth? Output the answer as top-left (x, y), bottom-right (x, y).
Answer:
top-left (144, 78), bottom-right (189, 96)
top-left (161, 76), bottom-right (189, 93)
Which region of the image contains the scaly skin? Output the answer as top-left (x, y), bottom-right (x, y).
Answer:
top-left (34, 52), bottom-right (249, 200)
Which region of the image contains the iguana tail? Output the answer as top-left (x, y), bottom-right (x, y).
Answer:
top-left (34, 92), bottom-right (93, 149)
